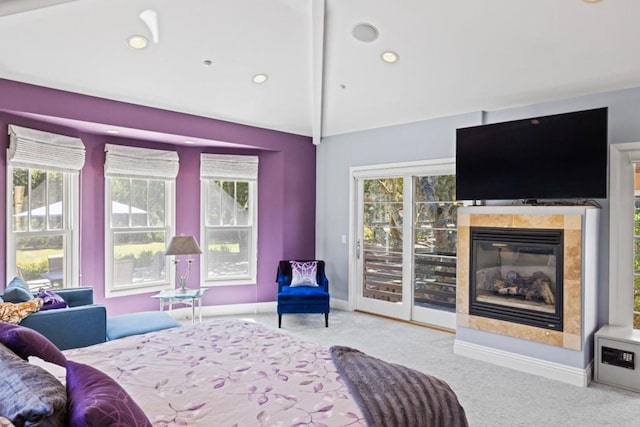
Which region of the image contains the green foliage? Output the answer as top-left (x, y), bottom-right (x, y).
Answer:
top-left (17, 259), bottom-right (48, 281)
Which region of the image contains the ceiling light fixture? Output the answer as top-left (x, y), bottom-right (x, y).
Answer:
top-left (139, 9), bottom-right (159, 43)
top-left (202, 59), bottom-right (213, 67)
top-left (352, 23), bottom-right (379, 42)
top-left (127, 35), bottom-right (148, 49)
top-left (582, 0), bottom-right (602, 3)
top-left (381, 51), bottom-right (399, 63)
top-left (252, 74), bottom-right (268, 84)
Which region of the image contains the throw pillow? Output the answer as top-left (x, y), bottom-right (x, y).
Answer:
top-left (2, 277), bottom-right (33, 303)
top-left (0, 322), bottom-right (66, 367)
top-left (35, 290), bottom-right (67, 311)
top-left (289, 261), bottom-right (319, 287)
top-left (0, 299), bottom-right (43, 325)
top-left (66, 360), bottom-right (152, 427)
top-left (0, 343), bottom-right (67, 427)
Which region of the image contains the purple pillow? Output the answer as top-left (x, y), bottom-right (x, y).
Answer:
top-left (35, 290), bottom-right (67, 311)
top-left (66, 360), bottom-right (152, 427)
top-left (0, 322), bottom-right (66, 367)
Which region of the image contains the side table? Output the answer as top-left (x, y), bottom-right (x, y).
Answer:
top-left (151, 288), bottom-right (208, 324)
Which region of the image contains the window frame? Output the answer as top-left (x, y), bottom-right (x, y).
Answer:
top-left (609, 142), bottom-right (639, 329)
top-left (200, 178), bottom-right (258, 286)
top-left (6, 165), bottom-right (80, 287)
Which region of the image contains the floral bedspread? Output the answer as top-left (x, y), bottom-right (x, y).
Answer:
top-left (64, 319), bottom-right (366, 426)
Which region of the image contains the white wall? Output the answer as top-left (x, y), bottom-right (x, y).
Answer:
top-left (316, 111), bottom-right (482, 301)
top-left (317, 86), bottom-right (640, 367)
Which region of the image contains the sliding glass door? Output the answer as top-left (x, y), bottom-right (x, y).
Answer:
top-left (355, 177), bottom-right (410, 319)
top-left (353, 161), bottom-right (460, 329)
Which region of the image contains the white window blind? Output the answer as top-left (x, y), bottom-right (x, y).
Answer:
top-left (8, 125), bottom-right (85, 172)
top-left (200, 154), bottom-right (259, 181)
top-left (105, 144), bottom-right (179, 179)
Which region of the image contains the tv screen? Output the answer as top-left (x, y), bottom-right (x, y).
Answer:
top-left (455, 107), bottom-right (608, 201)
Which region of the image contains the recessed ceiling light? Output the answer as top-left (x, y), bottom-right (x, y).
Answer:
top-left (582, 0), bottom-right (602, 3)
top-left (252, 74), bottom-right (268, 84)
top-left (106, 129), bottom-right (119, 134)
top-left (352, 23), bottom-right (379, 42)
top-left (202, 59), bottom-right (213, 67)
top-left (381, 51), bottom-right (399, 63)
top-left (127, 35), bottom-right (148, 49)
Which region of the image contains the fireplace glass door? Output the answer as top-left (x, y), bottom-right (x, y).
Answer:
top-left (470, 227), bottom-right (563, 331)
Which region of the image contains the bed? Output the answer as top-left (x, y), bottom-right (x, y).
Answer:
top-left (2, 318), bottom-right (468, 426)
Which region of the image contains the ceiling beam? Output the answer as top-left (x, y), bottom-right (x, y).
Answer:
top-left (311, 0), bottom-right (325, 145)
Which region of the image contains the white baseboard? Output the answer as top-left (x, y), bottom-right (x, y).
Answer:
top-left (168, 299), bottom-right (350, 321)
top-left (454, 339), bottom-right (592, 387)
top-left (330, 298), bottom-right (351, 311)
top-left (170, 301), bottom-right (277, 320)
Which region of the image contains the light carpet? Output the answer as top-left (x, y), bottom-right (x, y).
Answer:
top-left (212, 309), bottom-right (640, 427)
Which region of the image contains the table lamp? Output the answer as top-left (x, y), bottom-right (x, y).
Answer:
top-left (165, 235), bottom-right (202, 292)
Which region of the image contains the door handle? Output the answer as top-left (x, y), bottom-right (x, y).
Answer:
top-left (356, 239), bottom-right (361, 259)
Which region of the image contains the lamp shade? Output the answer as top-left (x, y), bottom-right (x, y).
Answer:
top-left (165, 235), bottom-right (202, 256)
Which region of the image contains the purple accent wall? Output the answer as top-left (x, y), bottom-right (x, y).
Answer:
top-left (0, 79), bottom-right (316, 315)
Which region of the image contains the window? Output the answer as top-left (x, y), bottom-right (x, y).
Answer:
top-left (609, 142), bottom-right (640, 330)
top-left (6, 125), bottom-right (84, 290)
top-left (104, 144), bottom-right (178, 297)
top-left (200, 154), bottom-right (258, 285)
top-left (634, 164), bottom-right (640, 328)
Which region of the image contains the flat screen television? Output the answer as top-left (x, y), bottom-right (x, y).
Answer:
top-left (455, 107), bottom-right (608, 202)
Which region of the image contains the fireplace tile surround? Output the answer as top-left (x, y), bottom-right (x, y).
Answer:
top-left (457, 207), bottom-right (598, 351)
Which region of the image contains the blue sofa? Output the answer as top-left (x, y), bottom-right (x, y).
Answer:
top-left (20, 287), bottom-right (107, 350)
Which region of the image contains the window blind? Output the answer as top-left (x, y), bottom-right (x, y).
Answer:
top-left (8, 125), bottom-right (86, 172)
top-left (105, 144), bottom-right (179, 179)
top-left (200, 153), bottom-right (259, 181)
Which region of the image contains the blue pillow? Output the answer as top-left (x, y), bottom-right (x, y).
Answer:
top-left (3, 277), bottom-right (33, 303)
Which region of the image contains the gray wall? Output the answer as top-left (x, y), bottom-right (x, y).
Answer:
top-left (317, 86), bottom-right (640, 368)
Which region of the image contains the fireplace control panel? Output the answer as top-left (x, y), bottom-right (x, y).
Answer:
top-left (595, 326), bottom-right (640, 392)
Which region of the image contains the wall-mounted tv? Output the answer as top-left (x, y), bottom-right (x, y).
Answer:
top-left (455, 107), bottom-right (608, 202)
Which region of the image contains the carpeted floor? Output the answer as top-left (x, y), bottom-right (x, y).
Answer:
top-left (215, 309), bottom-right (640, 427)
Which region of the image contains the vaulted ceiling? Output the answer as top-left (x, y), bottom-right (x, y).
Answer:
top-left (0, 0), bottom-right (639, 145)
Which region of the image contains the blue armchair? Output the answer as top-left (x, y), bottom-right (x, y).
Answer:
top-left (20, 287), bottom-right (107, 350)
top-left (276, 260), bottom-right (330, 328)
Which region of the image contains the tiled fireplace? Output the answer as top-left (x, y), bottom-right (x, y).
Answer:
top-left (455, 205), bottom-right (600, 388)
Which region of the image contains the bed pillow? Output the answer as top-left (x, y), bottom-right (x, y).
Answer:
top-left (0, 322), bottom-right (66, 367)
top-left (66, 360), bottom-right (152, 427)
top-left (289, 261), bottom-right (319, 287)
top-left (2, 277), bottom-right (33, 303)
top-left (0, 343), bottom-right (67, 427)
top-left (0, 299), bottom-right (43, 325)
